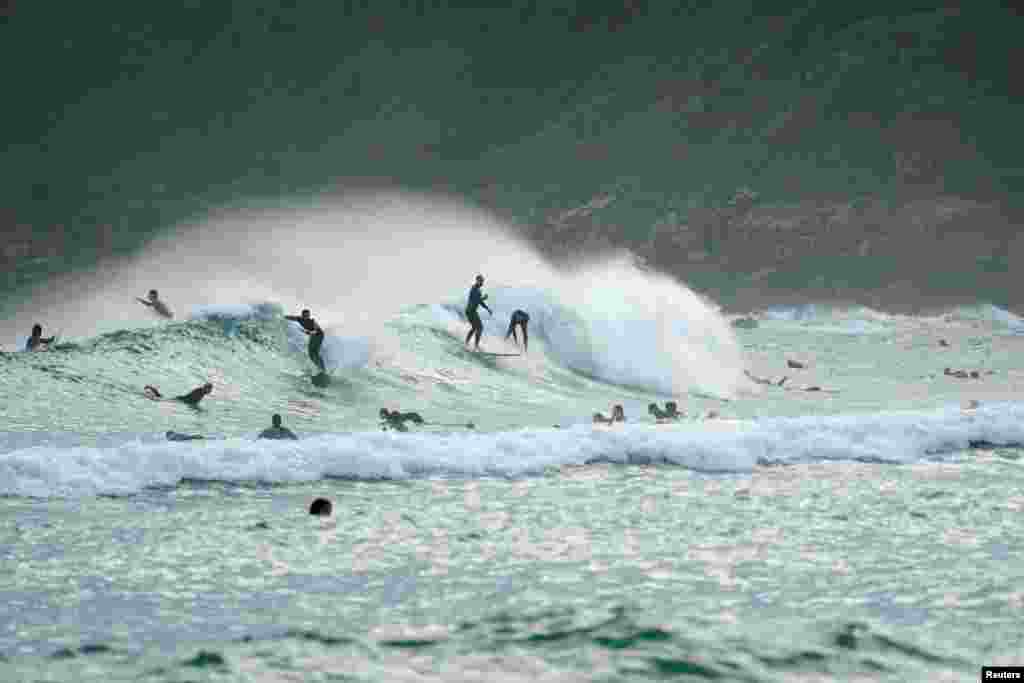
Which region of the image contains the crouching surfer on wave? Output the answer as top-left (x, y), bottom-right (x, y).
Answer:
top-left (285, 309), bottom-right (326, 373)
top-left (505, 309), bottom-right (529, 352)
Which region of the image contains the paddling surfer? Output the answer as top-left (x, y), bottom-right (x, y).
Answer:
top-left (144, 382), bottom-right (213, 406)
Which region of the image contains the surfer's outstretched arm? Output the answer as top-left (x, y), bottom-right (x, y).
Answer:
top-left (136, 297), bottom-right (154, 307)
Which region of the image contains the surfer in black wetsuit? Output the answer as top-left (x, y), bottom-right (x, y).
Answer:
top-left (464, 274), bottom-right (492, 350)
top-left (258, 413), bottom-right (298, 440)
top-left (505, 309), bottom-right (530, 352)
top-left (136, 289), bottom-right (173, 319)
top-left (25, 324), bottom-right (56, 351)
top-left (144, 382), bottom-right (213, 406)
top-left (285, 309), bottom-right (326, 373)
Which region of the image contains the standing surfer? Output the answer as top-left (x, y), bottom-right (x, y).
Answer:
top-left (136, 289), bottom-right (173, 319)
top-left (285, 309), bottom-right (326, 373)
top-left (505, 309), bottom-right (529, 352)
top-left (25, 324), bottom-right (56, 351)
top-left (464, 274), bottom-right (492, 351)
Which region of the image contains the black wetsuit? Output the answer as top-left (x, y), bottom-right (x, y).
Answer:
top-left (25, 335), bottom-right (54, 351)
top-left (464, 284), bottom-right (491, 348)
top-left (286, 315), bottom-right (326, 372)
top-left (505, 309), bottom-right (529, 350)
top-left (145, 385), bottom-right (210, 406)
top-left (175, 387), bottom-right (209, 406)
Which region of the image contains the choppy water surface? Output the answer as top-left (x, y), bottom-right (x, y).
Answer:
top-left (3, 299), bottom-right (1024, 681)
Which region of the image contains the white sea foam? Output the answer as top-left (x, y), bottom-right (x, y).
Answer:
top-left (3, 403), bottom-right (1022, 498)
top-left (428, 256), bottom-right (745, 398)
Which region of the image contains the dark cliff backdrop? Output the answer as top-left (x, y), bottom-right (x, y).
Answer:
top-left (3, 0), bottom-right (1021, 311)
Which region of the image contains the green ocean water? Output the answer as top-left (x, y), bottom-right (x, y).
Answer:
top-left (3, 300), bottom-right (1024, 681)
top-left (4, 2), bottom-right (1023, 680)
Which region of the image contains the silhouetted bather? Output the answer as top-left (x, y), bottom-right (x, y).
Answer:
top-left (258, 413), bottom-right (298, 440)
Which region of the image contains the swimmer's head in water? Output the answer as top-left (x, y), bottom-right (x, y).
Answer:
top-left (612, 405), bottom-right (625, 420)
top-left (202, 383), bottom-right (213, 394)
top-left (475, 274), bottom-right (484, 285)
top-left (31, 324), bottom-right (42, 336)
top-left (309, 497), bottom-right (332, 516)
top-left (666, 401), bottom-right (678, 413)
top-left (379, 408), bottom-right (390, 419)
top-left (272, 413), bottom-right (282, 427)
top-left (301, 309), bottom-right (311, 318)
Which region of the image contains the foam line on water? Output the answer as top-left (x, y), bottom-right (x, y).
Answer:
top-left (3, 403), bottom-right (1022, 498)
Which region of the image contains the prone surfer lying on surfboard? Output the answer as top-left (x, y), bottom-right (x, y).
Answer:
top-left (144, 382), bottom-right (213, 406)
top-left (166, 430), bottom-right (204, 441)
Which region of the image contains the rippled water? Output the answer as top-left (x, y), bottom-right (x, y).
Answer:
top-left (3, 301), bottom-right (1024, 681)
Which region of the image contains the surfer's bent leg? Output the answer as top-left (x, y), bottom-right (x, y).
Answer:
top-left (309, 331), bottom-right (326, 372)
top-left (466, 310), bottom-right (483, 348)
top-left (473, 317), bottom-right (483, 348)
